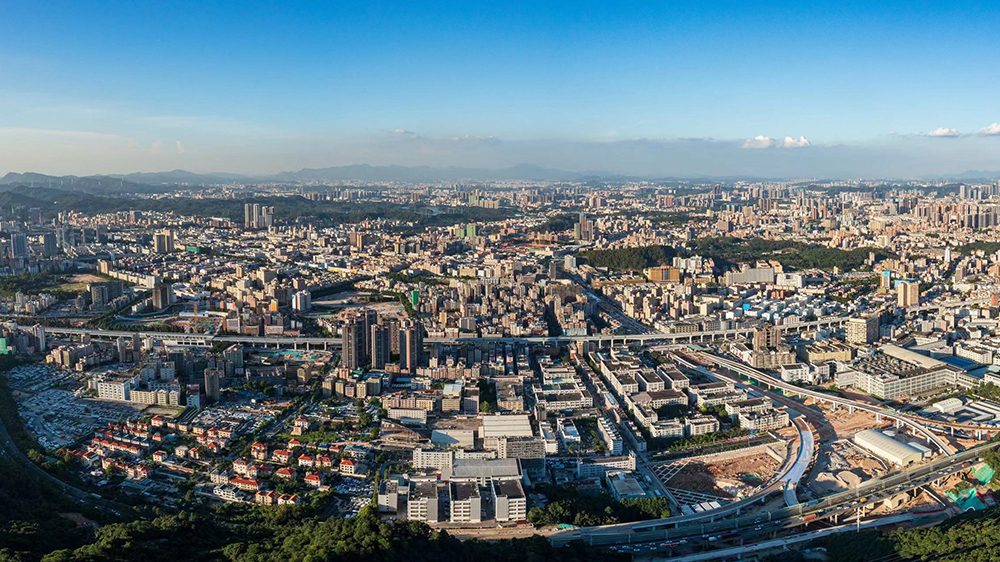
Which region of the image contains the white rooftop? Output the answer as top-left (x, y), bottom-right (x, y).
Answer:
top-left (480, 414), bottom-right (533, 438)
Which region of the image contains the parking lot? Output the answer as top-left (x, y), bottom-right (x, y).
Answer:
top-left (333, 478), bottom-right (374, 517)
top-left (188, 402), bottom-right (278, 438)
top-left (6, 364), bottom-right (144, 450)
top-left (5, 364), bottom-right (82, 393)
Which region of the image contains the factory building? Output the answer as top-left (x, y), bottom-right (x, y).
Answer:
top-left (853, 429), bottom-right (925, 467)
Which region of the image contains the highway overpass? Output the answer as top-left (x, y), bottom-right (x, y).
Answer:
top-left (31, 295), bottom-right (989, 350)
top-left (701, 352), bottom-right (953, 454)
top-left (42, 316), bottom-right (848, 349)
top-left (549, 350), bottom-right (997, 548)
top-left (551, 437), bottom-right (999, 547)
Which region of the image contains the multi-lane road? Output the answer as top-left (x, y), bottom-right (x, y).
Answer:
top-left (41, 319), bottom-right (850, 348)
top-left (701, 352), bottom-right (954, 454)
top-left (552, 436), bottom-right (997, 547)
top-left (549, 349), bottom-right (1000, 549)
top-left (38, 295), bottom-right (990, 349)
top-left (633, 513), bottom-right (918, 561)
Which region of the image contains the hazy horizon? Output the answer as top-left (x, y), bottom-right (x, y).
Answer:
top-left (4, 1), bottom-right (1000, 179)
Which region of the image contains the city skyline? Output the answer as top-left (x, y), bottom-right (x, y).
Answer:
top-left (4, 1), bottom-right (1000, 178)
top-left (8, 3), bottom-right (1000, 560)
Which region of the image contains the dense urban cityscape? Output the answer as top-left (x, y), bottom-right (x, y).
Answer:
top-left (5, 2), bottom-right (1000, 562)
top-left (3, 173), bottom-right (1000, 561)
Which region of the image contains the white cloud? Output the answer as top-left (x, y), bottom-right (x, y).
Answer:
top-left (176, 141), bottom-right (185, 154)
top-left (679, 136), bottom-right (722, 143)
top-left (927, 127), bottom-right (961, 138)
top-left (741, 135), bottom-right (811, 149)
top-left (389, 128), bottom-right (418, 137)
top-left (451, 134), bottom-right (500, 145)
top-left (979, 123), bottom-right (1000, 136)
top-left (741, 135), bottom-right (777, 149)
top-left (381, 128), bottom-right (424, 141)
top-left (782, 136), bottom-right (811, 148)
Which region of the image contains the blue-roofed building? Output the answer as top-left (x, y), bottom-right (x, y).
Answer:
top-left (941, 355), bottom-right (981, 371)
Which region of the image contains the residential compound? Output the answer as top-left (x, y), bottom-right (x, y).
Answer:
top-left (10, 176), bottom-right (1000, 556)
top-left (592, 349), bottom-right (788, 438)
top-left (841, 344), bottom-right (973, 400)
top-left (379, 458), bottom-right (527, 524)
top-left (532, 356), bottom-right (594, 412)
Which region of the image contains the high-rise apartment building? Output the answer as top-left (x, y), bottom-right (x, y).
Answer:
top-left (244, 203), bottom-right (275, 229)
top-left (10, 233), bottom-right (27, 258)
top-left (846, 316), bottom-right (880, 345)
top-left (42, 232), bottom-right (57, 257)
top-left (752, 325), bottom-right (781, 351)
top-left (292, 290), bottom-right (311, 312)
top-left (342, 317), bottom-right (367, 370)
top-left (153, 229), bottom-right (174, 254)
top-left (401, 320), bottom-right (424, 374)
top-left (152, 283), bottom-right (173, 310)
top-left (573, 212), bottom-right (595, 242)
top-left (370, 325), bottom-right (390, 370)
top-left (897, 281), bottom-right (920, 308)
top-left (204, 368), bottom-right (221, 403)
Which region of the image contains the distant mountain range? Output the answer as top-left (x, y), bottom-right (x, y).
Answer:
top-left (0, 163), bottom-right (620, 188)
top-left (0, 172), bottom-right (175, 194)
top-left (4, 165), bottom-right (1000, 190)
top-left (266, 163), bottom-right (621, 182)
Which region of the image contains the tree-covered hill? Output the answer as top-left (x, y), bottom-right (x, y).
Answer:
top-left (0, 190), bottom-right (511, 227)
top-left (579, 237), bottom-right (896, 273)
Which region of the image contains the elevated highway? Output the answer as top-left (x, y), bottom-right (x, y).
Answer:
top-left (35, 295), bottom-right (986, 349)
top-left (549, 350), bottom-right (998, 548)
top-left (701, 352), bottom-right (954, 455)
top-left (551, 437), bottom-right (999, 547)
top-left (657, 514), bottom-right (917, 562)
top-left (42, 316), bottom-right (848, 348)
top-left (782, 417), bottom-right (813, 507)
top-left (672, 353), bottom-right (817, 508)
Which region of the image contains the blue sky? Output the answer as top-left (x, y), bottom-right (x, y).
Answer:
top-left (2, 1), bottom-right (1000, 177)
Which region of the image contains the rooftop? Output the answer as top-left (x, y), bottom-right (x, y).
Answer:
top-left (449, 481), bottom-right (481, 501)
top-left (452, 458), bottom-right (521, 480)
top-left (480, 414), bottom-right (533, 438)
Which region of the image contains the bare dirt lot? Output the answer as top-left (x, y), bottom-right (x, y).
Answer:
top-left (669, 453), bottom-right (780, 498)
top-left (823, 406), bottom-right (882, 439)
top-left (812, 444), bottom-right (890, 495)
top-left (869, 489), bottom-right (944, 516)
top-left (57, 273), bottom-right (108, 292)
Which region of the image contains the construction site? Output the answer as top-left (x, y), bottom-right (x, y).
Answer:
top-left (812, 442), bottom-right (890, 495)
top-left (649, 442), bottom-right (787, 510)
top-left (821, 404), bottom-right (885, 439)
